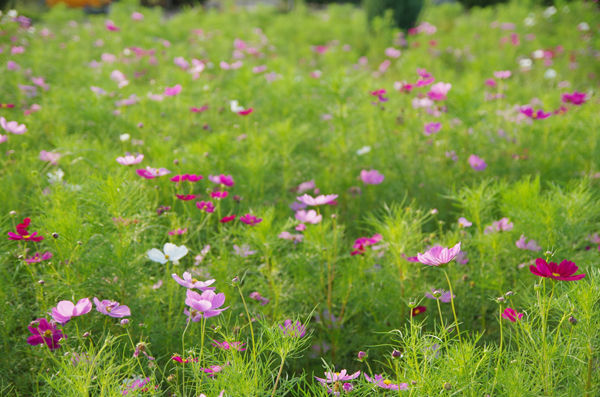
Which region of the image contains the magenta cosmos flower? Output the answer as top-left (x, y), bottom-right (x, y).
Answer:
top-left (296, 194), bottom-right (338, 206)
top-left (208, 174), bottom-right (234, 186)
top-left (171, 174), bottom-right (203, 182)
top-left (279, 319), bottom-right (307, 338)
top-left (416, 242), bottom-right (461, 266)
top-left (351, 234), bottom-right (382, 256)
top-left (468, 155), bottom-right (487, 171)
top-left (529, 258), bottom-right (585, 281)
top-left (116, 153), bottom-right (143, 166)
top-left (164, 84), bottom-right (182, 96)
top-left (561, 91), bottom-right (586, 105)
top-left (240, 214), bottom-right (262, 226)
top-left (8, 217), bottom-right (44, 242)
top-left (136, 166), bottom-right (170, 179)
top-left (520, 106), bottom-right (551, 120)
top-left (51, 298), bottom-right (92, 324)
top-left (501, 307), bottom-right (523, 322)
top-left (360, 169), bottom-right (384, 185)
top-left (27, 318), bottom-right (65, 350)
top-left (427, 82), bottom-right (451, 101)
top-left (172, 272), bottom-right (215, 290)
top-left (184, 289), bottom-right (228, 320)
top-left (364, 374), bottom-right (408, 391)
top-left (0, 116), bottom-right (27, 134)
top-left (423, 122), bottom-right (441, 136)
top-left (93, 298), bottom-right (131, 318)
top-left (25, 251), bottom-right (52, 264)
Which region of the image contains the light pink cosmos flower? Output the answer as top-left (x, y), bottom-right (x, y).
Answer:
top-left (364, 374), bottom-right (408, 391)
top-left (233, 244), bottom-right (257, 257)
top-left (25, 251), bottom-right (53, 264)
top-left (51, 298), bottom-right (92, 324)
top-left (24, 104), bottom-right (41, 116)
top-left (172, 272), bottom-right (215, 290)
top-left (174, 57), bottom-right (189, 70)
top-left (110, 70), bottom-right (129, 88)
top-left (136, 166), bottom-right (170, 179)
top-left (39, 150), bottom-right (61, 165)
top-left (0, 117), bottom-right (27, 134)
top-left (515, 235), bottom-right (541, 251)
top-left (458, 217), bottom-right (472, 227)
top-left (416, 242), bottom-right (462, 266)
top-left (297, 180), bottom-right (316, 193)
top-left (278, 231), bottom-right (304, 243)
top-left (295, 209), bottom-right (322, 224)
top-left (105, 20), bottom-right (120, 31)
top-left (164, 84), bottom-right (182, 96)
top-left (427, 82), bottom-right (451, 101)
top-left (423, 122), bottom-right (441, 136)
top-left (31, 77), bottom-right (49, 91)
top-left (184, 289), bottom-right (227, 320)
top-left (7, 61), bottom-right (20, 71)
top-left (93, 298), bottom-right (130, 318)
top-left (116, 153), bottom-right (143, 166)
top-left (385, 47), bottom-right (401, 58)
top-left (0, 135), bottom-right (8, 144)
top-left (253, 65), bottom-right (267, 74)
top-left (131, 12), bottom-right (144, 21)
top-left (494, 70), bottom-right (512, 79)
top-left (208, 174), bottom-right (234, 186)
top-left (484, 218), bottom-right (513, 234)
top-left (468, 154), bottom-right (487, 171)
top-left (168, 228), bottom-right (187, 236)
top-left (315, 370), bottom-right (361, 386)
top-left (360, 169), bottom-right (384, 185)
top-left (296, 194), bottom-right (338, 206)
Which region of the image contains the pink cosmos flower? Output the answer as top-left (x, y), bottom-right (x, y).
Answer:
top-left (174, 57), bottom-right (189, 70)
top-left (116, 153), bottom-right (143, 166)
top-left (136, 166), bottom-right (170, 179)
top-left (105, 20), bottom-right (120, 31)
top-left (51, 298), bottom-right (92, 324)
top-left (297, 180), bottom-right (316, 193)
top-left (486, 78), bottom-right (497, 87)
top-left (39, 150), bottom-right (61, 165)
top-left (184, 289), bottom-right (227, 320)
top-left (220, 215), bottom-right (236, 223)
top-left (93, 298), bottom-right (131, 318)
top-left (364, 374), bottom-right (408, 391)
top-left (27, 318), bottom-right (64, 350)
top-left (279, 231), bottom-right (304, 243)
top-left (168, 228), bottom-right (187, 236)
top-left (315, 370), bottom-right (361, 386)
top-left (295, 209), bottom-right (322, 224)
top-left (238, 108), bottom-right (253, 116)
top-left (425, 288), bottom-right (454, 303)
top-left (484, 218), bottom-right (513, 234)
top-left (172, 272), bottom-right (215, 290)
top-left (233, 244), bottom-right (257, 257)
top-left (164, 84), bottom-right (182, 96)
top-left (458, 217), bottom-right (472, 227)
top-left (115, 95), bottom-right (138, 107)
top-left (253, 65), bottom-right (267, 74)
top-left (529, 258), bottom-right (585, 281)
top-left (208, 174), bottom-right (234, 186)
top-left (196, 201), bottom-right (215, 213)
top-left (561, 91), bottom-right (586, 105)
top-left (25, 251), bottom-right (53, 264)
top-left (176, 194), bottom-right (197, 201)
top-left (31, 77), bottom-right (49, 91)
top-left (468, 154), bottom-right (487, 171)
top-left (515, 235), bottom-right (541, 251)
top-left (0, 117), bottom-right (27, 134)
top-left (0, 135), bottom-right (7, 144)
top-left (296, 194), bottom-right (338, 206)
top-left (416, 242), bottom-right (461, 266)
top-left (111, 70), bottom-right (129, 88)
top-left (424, 122), bottom-right (441, 136)
top-left (370, 89), bottom-right (388, 102)
top-left (212, 340), bottom-right (246, 351)
top-left (240, 214), bottom-right (262, 226)
top-left (171, 174), bottom-right (203, 182)
top-left (501, 307), bottom-right (523, 322)
top-left (385, 47), bottom-right (401, 58)
top-left (211, 191), bottom-right (229, 199)
top-left (7, 61), bottom-right (20, 71)
top-left (190, 105), bottom-right (208, 113)
top-left (427, 82), bottom-right (451, 101)
top-left (360, 169), bottom-right (384, 185)
top-left (351, 234), bottom-right (383, 256)
top-left (131, 12), bottom-right (144, 21)
top-left (249, 291), bottom-right (270, 305)
top-left (493, 70), bottom-right (512, 79)
top-left (8, 218), bottom-right (44, 242)
top-left (520, 106), bottom-right (551, 119)
top-left (279, 319), bottom-right (307, 338)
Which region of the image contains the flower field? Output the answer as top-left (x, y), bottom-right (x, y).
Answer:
top-left (1, 0), bottom-right (599, 395)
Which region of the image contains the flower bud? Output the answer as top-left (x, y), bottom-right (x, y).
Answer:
top-left (444, 382), bottom-right (452, 390)
top-left (504, 291), bottom-right (514, 297)
top-left (569, 315), bottom-right (577, 325)
top-left (52, 232), bottom-right (59, 239)
top-left (120, 319), bottom-right (129, 326)
top-left (38, 279), bottom-right (45, 285)
top-left (392, 349), bottom-right (403, 359)
top-left (357, 351), bottom-right (367, 360)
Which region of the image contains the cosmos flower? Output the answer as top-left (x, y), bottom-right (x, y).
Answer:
top-left (416, 243), bottom-right (461, 266)
top-left (208, 174), bottom-right (234, 186)
top-left (116, 153), bottom-right (143, 166)
top-left (211, 191), bottom-right (229, 199)
top-left (315, 370), bottom-right (361, 387)
top-left (468, 155), bottom-right (487, 171)
top-left (279, 319), bottom-right (307, 338)
top-left (493, 70), bottom-right (512, 79)
top-left (529, 258), bottom-right (585, 281)
top-left (39, 150), bottom-right (61, 165)
top-left (240, 214), bottom-right (262, 226)
top-left (561, 91), bottom-right (586, 105)
top-left (424, 122), bottom-right (441, 136)
top-left (278, 231), bottom-right (304, 243)
top-left (8, 218), bottom-right (44, 242)
top-left (136, 167), bottom-right (170, 179)
top-left (411, 306), bottom-right (426, 316)
top-left (501, 307), bottom-right (523, 322)
top-left (0, 117), bottom-right (27, 134)
top-left (27, 318), bottom-right (65, 350)
top-left (147, 243), bottom-right (189, 265)
top-left (184, 289), bottom-right (228, 320)
top-left (164, 84), bottom-right (182, 96)
top-left (196, 201), bottom-right (215, 213)
top-left (520, 106), bottom-right (551, 119)
top-left (172, 272), bottom-right (215, 290)
top-left (176, 194), bottom-right (197, 201)
top-left (484, 218), bottom-right (513, 234)
top-left (351, 234), bottom-right (383, 256)
top-left (171, 174), bottom-right (203, 182)
top-left (296, 194), bottom-right (338, 206)
top-left (364, 374), bottom-right (408, 391)
top-left (295, 209), bottom-right (322, 224)
top-left (360, 169), bottom-right (384, 185)
top-left (427, 82), bottom-right (451, 101)
top-left (458, 217), bottom-right (472, 227)
top-left (93, 298), bottom-right (131, 318)
top-left (25, 251), bottom-right (53, 264)
top-left (51, 298), bottom-right (92, 324)
top-left (515, 235), bottom-right (541, 251)
top-left (212, 340), bottom-right (246, 351)
top-left (425, 288), bottom-right (454, 303)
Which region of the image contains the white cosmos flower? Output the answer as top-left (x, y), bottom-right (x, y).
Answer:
top-left (148, 243), bottom-right (188, 265)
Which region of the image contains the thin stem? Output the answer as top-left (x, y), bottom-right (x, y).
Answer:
top-left (181, 320), bottom-right (191, 395)
top-left (236, 283), bottom-right (257, 368)
top-left (443, 269), bottom-right (462, 344)
top-left (270, 353), bottom-right (287, 397)
top-left (490, 305), bottom-right (503, 396)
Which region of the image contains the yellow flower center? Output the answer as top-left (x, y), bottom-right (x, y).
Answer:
top-left (43, 330), bottom-right (53, 337)
top-left (106, 306), bottom-right (112, 312)
top-left (192, 278), bottom-right (198, 283)
top-left (383, 379), bottom-right (392, 385)
top-left (552, 272), bottom-right (560, 277)
top-left (23, 234), bottom-right (30, 239)
top-left (414, 308), bottom-right (421, 314)
top-left (165, 254), bottom-right (170, 259)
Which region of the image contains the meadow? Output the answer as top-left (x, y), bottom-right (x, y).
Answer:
top-left (0, 0), bottom-right (599, 395)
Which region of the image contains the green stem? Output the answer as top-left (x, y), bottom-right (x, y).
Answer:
top-left (270, 353), bottom-right (287, 397)
top-left (443, 269), bottom-right (462, 344)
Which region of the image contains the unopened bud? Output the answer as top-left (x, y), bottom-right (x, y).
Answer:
top-left (357, 351), bottom-right (367, 360)
top-left (444, 382), bottom-right (452, 390)
top-left (52, 232), bottom-right (59, 239)
top-left (392, 349), bottom-right (403, 359)
top-left (569, 315), bottom-right (577, 325)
